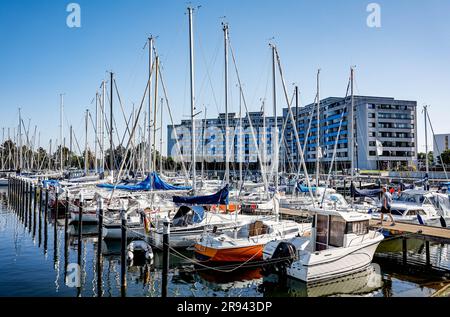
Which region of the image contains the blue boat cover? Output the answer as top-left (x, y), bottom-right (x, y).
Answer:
top-left (151, 172), bottom-right (191, 191)
top-left (172, 206), bottom-right (205, 227)
top-left (42, 180), bottom-right (59, 188)
top-left (97, 174), bottom-right (152, 191)
top-left (297, 184), bottom-right (317, 193)
top-left (173, 185), bottom-right (229, 205)
top-left (97, 172), bottom-right (191, 191)
top-left (350, 184), bottom-right (382, 198)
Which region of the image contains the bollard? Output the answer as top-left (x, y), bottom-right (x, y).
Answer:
top-left (121, 208), bottom-right (127, 297)
top-left (96, 198), bottom-right (104, 297)
top-left (162, 220), bottom-right (170, 298)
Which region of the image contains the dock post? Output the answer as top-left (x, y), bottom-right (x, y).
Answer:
top-left (402, 237), bottom-right (407, 265)
top-left (425, 240), bottom-right (431, 267)
top-left (44, 184), bottom-right (49, 254)
top-left (77, 194), bottom-right (83, 269)
top-left (28, 182), bottom-right (32, 232)
top-left (39, 184), bottom-right (43, 213)
top-left (120, 208), bottom-right (127, 297)
top-left (64, 192), bottom-right (70, 279)
top-left (54, 190), bottom-right (59, 254)
top-left (32, 184), bottom-right (37, 237)
top-left (162, 220), bottom-right (170, 298)
top-left (44, 185), bottom-right (49, 221)
top-left (38, 185), bottom-right (42, 247)
top-left (21, 179), bottom-right (25, 220)
top-left (96, 197), bottom-right (104, 297)
top-left (24, 181), bottom-right (28, 227)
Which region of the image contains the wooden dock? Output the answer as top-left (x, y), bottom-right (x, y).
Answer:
top-left (369, 220), bottom-right (450, 244)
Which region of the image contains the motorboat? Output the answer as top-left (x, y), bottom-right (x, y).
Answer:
top-left (263, 209), bottom-right (384, 283)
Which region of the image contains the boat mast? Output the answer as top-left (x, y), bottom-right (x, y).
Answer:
top-left (271, 44), bottom-right (279, 193)
top-left (188, 6), bottom-right (197, 193)
top-left (239, 86), bottom-right (243, 185)
top-left (295, 86), bottom-right (299, 172)
top-left (101, 80), bottom-right (106, 174)
top-left (109, 72), bottom-right (114, 180)
top-left (424, 105), bottom-right (429, 180)
top-left (148, 37), bottom-right (154, 174)
top-left (18, 107), bottom-right (22, 171)
top-left (60, 94), bottom-right (64, 173)
top-left (152, 56), bottom-right (159, 173)
top-left (223, 22), bottom-right (230, 185)
top-left (84, 109), bottom-right (89, 175)
top-left (315, 69), bottom-right (321, 187)
top-left (350, 67), bottom-right (355, 182)
top-left (95, 91), bottom-right (99, 173)
top-left (159, 97), bottom-right (164, 175)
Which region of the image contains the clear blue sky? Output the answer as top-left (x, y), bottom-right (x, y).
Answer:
top-left (1, 0), bottom-right (450, 155)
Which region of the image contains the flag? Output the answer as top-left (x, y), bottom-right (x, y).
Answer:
top-left (376, 140), bottom-right (383, 156)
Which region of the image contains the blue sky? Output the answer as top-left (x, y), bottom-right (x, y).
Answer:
top-left (1, 0), bottom-right (450, 155)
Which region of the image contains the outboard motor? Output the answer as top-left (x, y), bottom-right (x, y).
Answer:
top-left (266, 242), bottom-right (296, 276)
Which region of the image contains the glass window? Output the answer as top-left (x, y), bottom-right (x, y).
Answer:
top-left (315, 214), bottom-right (329, 251)
top-left (346, 221), bottom-right (369, 235)
top-left (329, 216), bottom-right (346, 247)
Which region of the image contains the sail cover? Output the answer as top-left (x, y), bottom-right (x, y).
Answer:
top-left (97, 175), bottom-right (152, 191)
top-left (350, 184), bottom-right (382, 198)
top-left (97, 173), bottom-right (191, 191)
top-left (151, 172), bottom-right (191, 191)
top-left (173, 185), bottom-right (229, 205)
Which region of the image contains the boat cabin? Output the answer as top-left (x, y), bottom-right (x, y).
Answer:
top-left (312, 210), bottom-right (372, 252)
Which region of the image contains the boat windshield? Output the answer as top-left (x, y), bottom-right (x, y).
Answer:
top-left (397, 193), bottom-right (422, 204)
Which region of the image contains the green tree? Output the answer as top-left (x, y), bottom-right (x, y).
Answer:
top-left (441, 150), bottom-right (450, 165)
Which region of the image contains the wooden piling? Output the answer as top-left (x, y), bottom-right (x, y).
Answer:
top-left (24, 181), bottom-right (28, 227)
top-left (64, 192), bottom-right (70, 279)
top-left (28, 182), bottom-right (32, 232)
top-left (32, 184), bottom-right (37, 237)
top-left (425, 240), bottom-right (431, 267)
top-left (96, 198), bottom-right (104, 297)
top-left (162, 220), bottom-right (170, 298)
top-left (120, 208), bottom-right (127, 297)
top-left (77, 194), bottom-right (83, 269)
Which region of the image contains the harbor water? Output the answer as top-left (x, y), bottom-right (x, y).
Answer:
top-left (0, 187), bottom-right (449, 297)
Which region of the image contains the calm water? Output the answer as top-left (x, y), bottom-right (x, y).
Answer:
top-left (0, 187), bottom-right (449, 297)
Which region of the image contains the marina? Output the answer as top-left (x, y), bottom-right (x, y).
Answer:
top-left (1, 1), bottom-right (450, 301)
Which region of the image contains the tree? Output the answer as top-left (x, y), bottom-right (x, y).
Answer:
top-left (441, 150), bottom-right (450, 165)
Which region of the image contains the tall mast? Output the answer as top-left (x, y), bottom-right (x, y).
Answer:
top-left (148, 37), bottom-right (154, 174)
top-left (84, 109), bottom-right (89, 175)
top-left (239, 86), bottom-right (243, 184)
top-left (424, 105), bottom-right (429, 176)
top-left (109, 72), bottom-right (114, 179)
top-left (60, 94), bottom-right (64, 173)
top-left (18, 107), bottom-right (22, 171)
top-left (95, 91), bottom-right (99, 173)
top-left (271, 44), bottom-right (279, 192)
top-left (69, 125), bottom-right (73, 167)
top-left (315, 69), bottom-right (321, 187)
top-left (101, 80), bottom-right (106, 173)
top-left (188, 6), bottom-right (197, 193)
top-left (295, 86), bottom-right (299, 172)
top-left (350, 67), bottom-right (355, 181)
top-left (223, 22), bottom-right (230, 185)
top-left (152, 56), bottom-right (159, 173)
top-left (159, 98), bottom-right (164, 175)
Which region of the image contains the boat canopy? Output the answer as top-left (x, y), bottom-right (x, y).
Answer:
top-left (350, 184), bottom-right (382, 198)
top-left (173, 185), bottom-right (229, 205)
top-left (172, 206), bottom-right (205, 227)
top-left (96, 172), bottom-right (191, 192)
